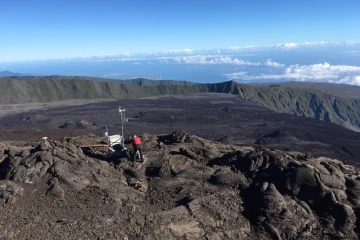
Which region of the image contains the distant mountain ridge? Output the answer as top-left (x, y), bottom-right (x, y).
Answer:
top-left (0, 71), bottom-right (26, 77)
top-left (113, 78), bottom-right (197, 86)
top-left (0, 76), bottom-right (359, 131)
top-left (5, 75), bottom-right (196, 87)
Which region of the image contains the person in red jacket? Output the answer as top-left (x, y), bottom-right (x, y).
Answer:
top-left (131, 135), bottom-right (144, 162)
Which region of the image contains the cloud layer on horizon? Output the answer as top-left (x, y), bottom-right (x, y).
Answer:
top-left (3, 41), bottom-right (360, 86)
top-left (7, 40), bottom-right (359, 63)
top-left (224, 62), bottom-right (360, 86)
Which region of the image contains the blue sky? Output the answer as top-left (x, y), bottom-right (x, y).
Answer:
top-left (1, 0), bottom-right (360, 61)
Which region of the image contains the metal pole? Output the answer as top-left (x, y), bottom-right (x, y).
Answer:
top-left (121, 109), bottom-right (124, 147)
top-left (119, 106), bottom-right (125, 147)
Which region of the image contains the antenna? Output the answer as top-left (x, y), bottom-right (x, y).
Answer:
top-left (119, 106), bottom-right (126, 147)
top-left (117, 106), bottom-right (138, 149)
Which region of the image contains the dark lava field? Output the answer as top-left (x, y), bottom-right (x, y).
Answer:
top-left (2, 93), bottom-right (360, 239)
top-left (1, 93), bottom-right (360, 165)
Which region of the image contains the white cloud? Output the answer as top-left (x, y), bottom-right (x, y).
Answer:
top-left (269, 41), bottom-right (329, 49)
top-left (344, 40), bottom-right (360, 45)
top-left (94, 55), bottom-right (261, 66)
top-left (224, 62), bottom-right (360, 86)
top-left (228, 45), bottom-right (256, 51)
top-left (282, 43), bottom-right (298, 49)
top-left (226, 72), bottom-right (247, 78)
top-left (172, 56), bottom-right (260, 66)
top-left (167, 48), bottom-right (193, 53)
top-left (95, 57), bottom-right (147, 62)
top-left (343, 51), bottom-right (360, 56)
top-left (337, 76), bottom-right (360, 85)
top-left (265, 59), bottom-right (285, 68)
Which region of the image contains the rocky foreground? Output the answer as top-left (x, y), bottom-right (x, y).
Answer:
top-left (1, 131), bottom-right (360, 239)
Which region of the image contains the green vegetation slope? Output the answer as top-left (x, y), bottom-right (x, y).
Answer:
top-left (231, 83), bottom-right (360, 131)
top-left (254, 81), bottom-right (360, 99)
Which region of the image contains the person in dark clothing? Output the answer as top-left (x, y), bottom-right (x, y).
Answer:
top-left (131, 135), bottom-right (144, 162)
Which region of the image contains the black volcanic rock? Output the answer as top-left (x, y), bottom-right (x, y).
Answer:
top-left (59, 119), bottom-right (99, 130)
top-left (255, 130), bottom-right (299, 144)
top-left (0, 133), bottom-right (359, 239)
